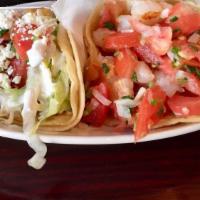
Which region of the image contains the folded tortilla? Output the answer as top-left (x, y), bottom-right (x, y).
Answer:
top-left (84, 0), bottom-right (200, 130)
top-left (0, 8), bottom-right (85, 134)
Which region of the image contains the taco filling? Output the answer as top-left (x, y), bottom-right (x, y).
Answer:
top-left (0, 8), bottom-right (75, 169)
top-left (83, 0), bottom-right (200, 141)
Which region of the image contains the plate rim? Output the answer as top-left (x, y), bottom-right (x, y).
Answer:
top-left (0, 1), bottom-right (199, 145)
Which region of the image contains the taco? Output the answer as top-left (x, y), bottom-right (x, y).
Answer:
top-left (83, 0), bottom-right (200, 141)
top-left (0, 8), bottom-right (84, 169)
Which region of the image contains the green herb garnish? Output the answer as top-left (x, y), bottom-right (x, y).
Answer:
top-left (104, 21), bottom-right (116, 30)
top-left (122, 96), bottom-right (134, 100)
top-left (131, 72), bottom-right (138, 83)
top-left (157, 106), bottom-right (165, 116)
top-left (185, 65), bottom-right (200, 79)
top-left (170, 16), bottom-right (179, 23)
top-left (150, 99), bottom-right (158, 106)
top-left (173, 28), bottom-right (181, 34)
top-left (0, 29), bottom-right (9, 37)
top-left (171, 46), bottom-right (180, 55)
top-left (101, 63), bottom-right (110, 74)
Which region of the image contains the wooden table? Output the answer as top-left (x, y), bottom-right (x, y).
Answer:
top-left (1, 0), bottom-right (200, 199)
top-left (0, 132), bottom-right (200, 200)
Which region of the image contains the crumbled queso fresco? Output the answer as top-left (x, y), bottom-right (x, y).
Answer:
top-left (0, 9), bottom-right (58, 89)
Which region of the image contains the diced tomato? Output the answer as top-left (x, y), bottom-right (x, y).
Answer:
top-left (134, 44), bottom-right (163, 65)
top-left (146, 26), bottom-right (172, 56)
top-left (98, 6), bottom-right (115, 28)
top-left (159, 57), bottom-right (177, 76)
top-left (135, 85), bottom-right (166, 141)
top-left (93, 28), bottom-right (115, 48)
top-left (168, 94), bottom-right (200, 116)
top-left (114, 49), bottom-right (138, 79)
top-left (167, 2), bottom-right (200, 35)
top-left (82, 83), bottom-right (109, 126)
top-left (183, 71), bottom-right (200, 96)
top-left (12, 24), bottom-right (36, 62)
top-left (104, 32), bottom-right (140, 50)
top-left (9, 59), bottom-right (27, 88)
top-left (130, 18), bottom-right (172, 55)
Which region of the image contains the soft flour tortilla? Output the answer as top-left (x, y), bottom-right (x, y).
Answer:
top-left (38, 24), bottom-right (85, 133)
top-left (1, 8), bottom-right (85, 134)
top-left (85, 0), bottom-right (200, 130)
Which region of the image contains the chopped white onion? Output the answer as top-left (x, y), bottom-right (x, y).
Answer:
top-left (92, 89), bottom-right (112, 106)
top-left (156, 71), bottom-right (181, 97)
top-left (114, 87), bottom-right (146, 119)
top-left (93, 28), bottom-right (114, 48)
top-left (176, 70), bottom-right (186, 80)
top-left (160, 8), bottom-right (170, 19)
top-left (188, 33), bottom-right (200, 43)
top-left (117, 15), bottom-right (133, 33)
top-left (135, 62), bottom-right (155, 84)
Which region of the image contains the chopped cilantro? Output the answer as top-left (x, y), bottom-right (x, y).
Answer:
top-left (170, 16), bottom-right (179, 23)
top-left (104, 21), bottom-right (116, 30)
top-left (171, 46), bottom-right (180, 55)
top-left (185, 65), bottom-right (200, 79)
top-left (131, 72), bottom-right (138, 82)
top-left (157, 106), bottom-right (165, 116)
top-left (122, 96), bottom-right (134, 100)
top-left (150, 99), bottom-right (158, 106)
top-left (0, 29), bottom-right (9, 37)
top-left (10, 43), bottom-right (16, 53)
top-left (101, 63), bottom-right (110, 74)
top-left (173, 28), bottom-right (181, 34)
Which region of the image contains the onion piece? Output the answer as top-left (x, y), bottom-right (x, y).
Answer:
top-left (92, 89), bottom-right (112, 106)
top-left (114, 87), bottom-right (146, 119)
top-left (135, 62), bottom-right (155, 84)
top-left (156, 71), bottom-right (181, 97)
top-left (188, 33), bottom-right (200, 43)
top-left (117, 15), bottom-right (133, 33)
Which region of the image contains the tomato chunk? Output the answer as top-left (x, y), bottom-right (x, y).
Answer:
top-left (168, 95), bottom-right (200, 116)
top-left (134, 44), bottom-right (163, 65)
top-left (183, 71), bottom-right (200, 96)
top-left (9, 59), bottom-right (27, 88)
top-left (82, 83), bottom-right (110, 126)
top-left (12, 24), bottom-right (36, 62)
top-left (114, 49), bottom-right (138, 79)
top-left (135, 85), bottom-right (166, 141)
top-left (167, 3), bottom-right (200, 35)
top-left (104, 32), bottom-right (140, 50)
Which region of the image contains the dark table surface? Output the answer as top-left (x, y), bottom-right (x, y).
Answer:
top-left (1, 0), bottom-right (200, 199)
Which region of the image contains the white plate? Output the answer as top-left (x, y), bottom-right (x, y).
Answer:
top-left (0, 1), bottom-right (199, 145)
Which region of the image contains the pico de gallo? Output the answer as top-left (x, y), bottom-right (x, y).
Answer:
top-left (83, 0), bottom-right (200, 141)
top-left (0, 9), bottom-right (72, 169)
